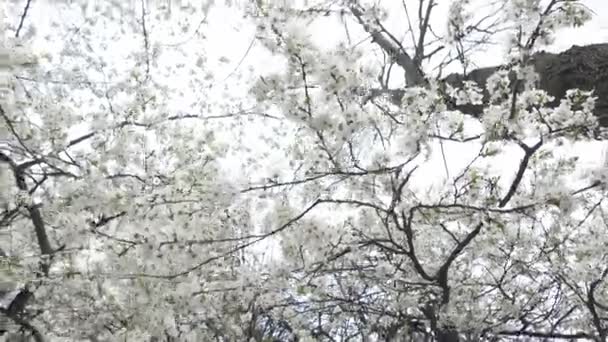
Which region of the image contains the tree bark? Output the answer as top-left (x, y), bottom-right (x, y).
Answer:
top-left (436, 328), bottom-right (460, 342)
top-left (446, 43), bottom-right (608, 127)
top-left (380, 43), bottom-right (608, 127)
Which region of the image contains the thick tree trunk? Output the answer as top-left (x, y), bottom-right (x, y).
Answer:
top-left (381, 44), bottom-right (608, 127)
top-left (446, 43), bottom-right (608, 127)
top-left (436, 328), bottom-right (460, 342)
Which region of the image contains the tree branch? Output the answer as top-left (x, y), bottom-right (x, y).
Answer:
top-left (349, 4), bottom-right (425, 86)
top-left (15, 0), bottom-right (33, 38)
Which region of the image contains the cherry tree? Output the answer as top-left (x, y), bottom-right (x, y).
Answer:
top-left (1, 0), bottom-right (608, 341)
top-left (244, 0), bottom-right (608, 341)
top-left (0, 1), bottom-right (270, 340)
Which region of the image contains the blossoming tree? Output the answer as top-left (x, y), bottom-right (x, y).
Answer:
top-left (1, 0), bottom-right (608, 341)
top-left (245, 0), bottom-right (608, 341)
top-left (1, 1), bottom-right (264, 340)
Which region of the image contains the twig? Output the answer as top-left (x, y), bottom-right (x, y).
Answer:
top-left (15, 0), bottom-right (33, 38)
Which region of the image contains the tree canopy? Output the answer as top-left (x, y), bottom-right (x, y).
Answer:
top-left (1, 0), bottom-right (608, 341)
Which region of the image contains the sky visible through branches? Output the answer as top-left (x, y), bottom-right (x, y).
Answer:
top-left (2, 0), bottom-right (608, 341)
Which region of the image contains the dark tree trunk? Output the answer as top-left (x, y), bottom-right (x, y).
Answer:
top-left (436, 327), bottom-right (460, 342)
top-left (382, 44), bottom-right (608, 127)
top-left (447, 43), bottom-right (608, 127)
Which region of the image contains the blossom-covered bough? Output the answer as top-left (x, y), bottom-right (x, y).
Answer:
top-left (1, 0), bottom-right (608, 341)
top-left (244, 0), bottom-right (608, 341)
top-left (0, 1), bottom-right (268, 340)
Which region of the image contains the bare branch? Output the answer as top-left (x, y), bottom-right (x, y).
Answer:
top-left (349, 4), bottom-right (425, 86)
top-left (15, 0), bottom-right (33, 38)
